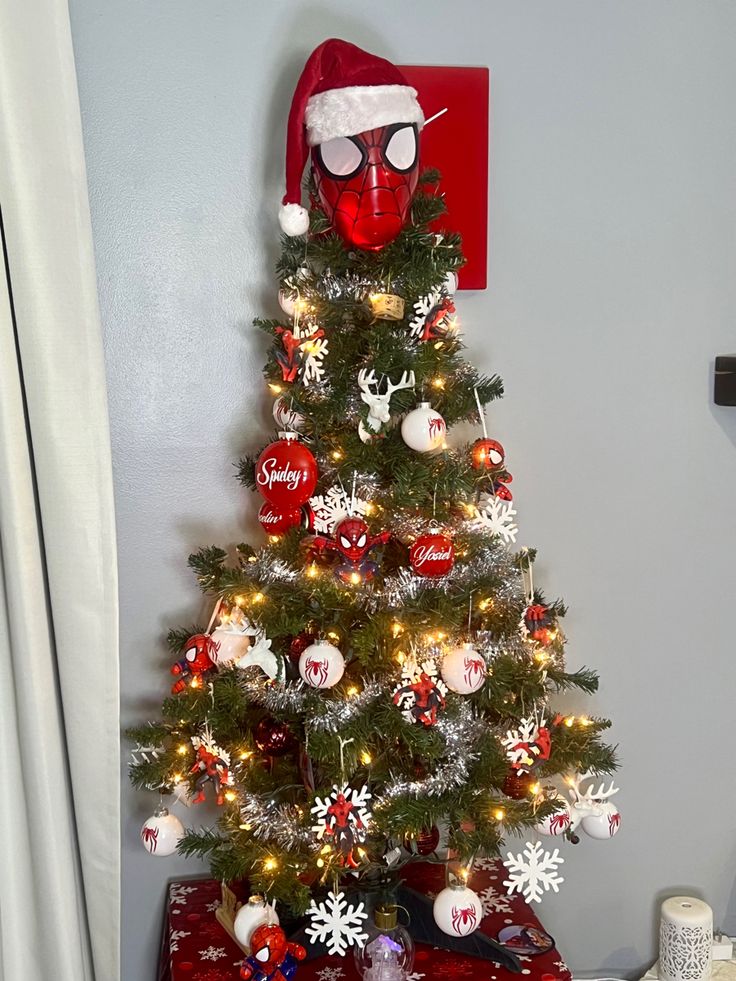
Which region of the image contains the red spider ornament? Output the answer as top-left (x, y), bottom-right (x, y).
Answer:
top-left (312, 123), bottom-right (419, 251)
top-left (278, 40), bottom-right (425, 251)
top-left (312, 516), bottom-right (390, 584)
top-left (170, 633), bottom-right (219, 694)
top-left (240, 923), bottom-right (306, 981)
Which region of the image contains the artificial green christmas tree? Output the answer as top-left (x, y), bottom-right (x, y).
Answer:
top-left (129, 37), bottom-right (619, 970)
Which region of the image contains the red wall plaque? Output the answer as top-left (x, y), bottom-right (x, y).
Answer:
top-left (399, 66), bottom-right (490, 290)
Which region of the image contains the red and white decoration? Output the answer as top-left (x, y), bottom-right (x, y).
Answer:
top-left (298, 640), bottom-right (345, 689)
top-left (161, 864), bottom-right (572, 981)
top-left (140, 805), bottom-right (184, 857)
top-left (440, 643), bottom-right (486, 694)
top-left (392, 658), bottom-right (447, 727)
top-left (409, 531), bottom-right (455, 578)
top-left (310, 784), bottom-right (371, 866)
top-left (501, 717), bottom-right (552, 774)
top-left (279, 39), bottom-right (424, 251)
top-left (401, 402), bottom-right (446, 452)
top-left (272, 395), bottom-right (305, 431)
top-left (255, 433), bottom-right (318, 508)
top-left (258, 501), bottom-right (303, 537)
top-left (567, 771), bottom-right (622, 839)
top-left (432, 884), bottom-right (483, 937)
top-left (535, 803), bottom-right (572, 838)
top-left (309, 484), bottom-right (370, 536)
top-left (234, 895), bottom-right (279, 951)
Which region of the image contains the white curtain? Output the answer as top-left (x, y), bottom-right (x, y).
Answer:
top-left (0, 0), bottom-right (120, 979)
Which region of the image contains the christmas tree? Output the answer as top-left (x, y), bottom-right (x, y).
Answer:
top-left (129, 38), bottom-right (619, 966)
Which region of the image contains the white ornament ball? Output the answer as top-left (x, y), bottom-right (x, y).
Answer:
top-left (581, 803), bottom-right (621, 839)
top-left (440, 644), bottom-right (486, 694)
top-left (273, 395), bottom-right (304, 432)
top-left (210, 627), bottom-right (251, 665)
top-left (433, 885), bottom-right (483, 937)
top-left (444, 271), bottom-right (458, 295)
top-left (298, 640), bottom-right (345, 689)
top-left (234, 895), bottom-right (279, 951)
top-left (140, 806), bottom-right (184, 857)
top-left (536, 803), bottom-right (571, 837)
top-left (401, 402), bottom-right (447, 453)
top-left (278, 289), bottom-right (298, 318)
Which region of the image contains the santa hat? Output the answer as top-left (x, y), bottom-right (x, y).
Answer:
top-left (279, 38), bottom-right (424, 236)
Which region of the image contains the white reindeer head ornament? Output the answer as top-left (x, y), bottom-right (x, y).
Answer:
top-left (357, 368), bottom-right (416, 443)
top-left (566, 771), bottom-right (622, 840)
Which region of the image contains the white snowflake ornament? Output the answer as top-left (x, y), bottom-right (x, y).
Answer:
top-left (300, 331), bottom-right (329, 387)
top-left (309, 485), bottom-right (370, 535)
top-left (305, 889), bottom-right (368, 955)
top-left (474, 497), bottom-right (518, 544)
top-left (392, 658), bottom-right (448, 726)
top-left (310, 784), bottom-right (372, 862)
top-left (503, 841), bottom-right (564, 904)
top-left (501, 717), bottom-right (551, 773)
top-left (408, 290), bottom-right (456, 343)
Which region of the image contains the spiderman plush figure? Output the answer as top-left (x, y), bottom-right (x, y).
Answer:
top-left (170, 633), bottom-right (219, 694)
top-left (240, 924), bottom-right (306, 981)
top-left (312, 516), bottom-right (390, 583)
top-left (278, 39), bottom-right (425, 252)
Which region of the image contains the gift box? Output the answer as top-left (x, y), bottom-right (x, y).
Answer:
top-left (159, 861), bottom-right (572, 981)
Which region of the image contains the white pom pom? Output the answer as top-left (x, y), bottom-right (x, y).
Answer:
top-left (279, 203), bottom-right (309, 237)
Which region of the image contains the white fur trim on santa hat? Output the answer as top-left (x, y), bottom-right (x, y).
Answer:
top-left (305, 84), bottom-right (424, 146)
top-left (279, 202), bottom-right (310, 237)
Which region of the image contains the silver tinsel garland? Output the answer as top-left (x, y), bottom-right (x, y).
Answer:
top-left (238, 792), bottom-right (314, 850)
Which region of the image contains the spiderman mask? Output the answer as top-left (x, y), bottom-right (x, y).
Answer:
top-left (312, 123), bottom-right (420, 251)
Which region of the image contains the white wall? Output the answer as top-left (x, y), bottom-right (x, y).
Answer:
top-left (67, 2), bottom-right (736, 978)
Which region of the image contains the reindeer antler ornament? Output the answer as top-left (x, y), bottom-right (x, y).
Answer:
top-left (566, 770), bottom-right (622, 840)
top-left (357, 367), bottom-right (416, 443)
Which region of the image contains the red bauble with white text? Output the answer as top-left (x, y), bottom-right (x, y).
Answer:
top-left (410, 532), bottom-right (455, 578)
top-left (258, 502), bottom-right (303, 537)
top-left (255, 434), bottom-right (318, 508)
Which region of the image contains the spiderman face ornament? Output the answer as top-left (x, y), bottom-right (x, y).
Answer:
top-left (240, 923), bottom-right (306, 981)
top-left (312, 123), bottom-right (420, 251)
top-left (313, 516), bottom-right (390, 584)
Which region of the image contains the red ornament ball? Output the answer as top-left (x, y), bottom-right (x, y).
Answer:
top-left (409, 532), bottom-right (455, 578)
top-left (254, 717), bottom-right (296, 757)
top-left (258, 502), bottom-right (303, 537)
top-left (414, 825), bottom-right (441, 855)
top-left (471, 438), bottom-right (505, 470)
top-left (255, 435), bottom-right (318, 508)
top-left (502, 770), bottom-right (536, 800)
top-left (289, 631), bottom-right (316, 660)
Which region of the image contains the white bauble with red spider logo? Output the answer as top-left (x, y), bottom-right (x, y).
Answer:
top-left (432, 884), bottom-right (483, 937)
top-left (581, 802), bottom-right (621, 839)
top-left (401, 402), bottom-right (446, 453)
top-left (440, 643), bottom-right (487, 694)
top-left (535, 803), bottom-right (572, 837)
top-left (298, 640), bottom-right (345, 689)
top-left (255, 433), bottom-right (318, 508)
top-left (140, 806), bottom-right (184, 857)
top-left (272, 395), bottom-right (305, 432)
